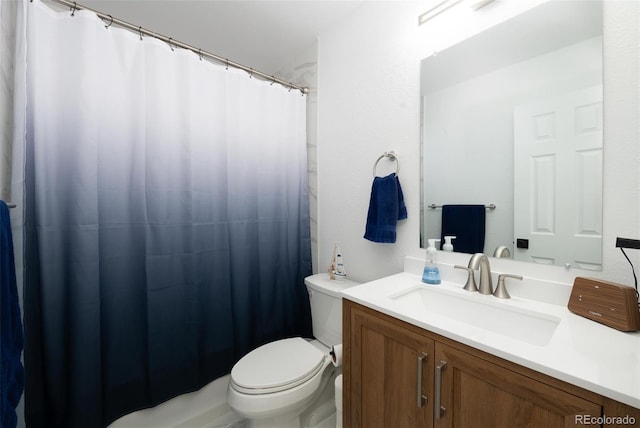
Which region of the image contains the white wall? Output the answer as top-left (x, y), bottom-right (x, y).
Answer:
top-left (601, 0), bottom-right (640, 283)
top-left (317, 1), bottom-right (424, 281)
top-left (275, 41), bottom-right (321, 271)
top-left (0, 0), bottom-right (18, 202)
top-left (316, 0), bottom-right (640, 285)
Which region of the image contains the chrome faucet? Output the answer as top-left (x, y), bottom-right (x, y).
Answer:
top-left (468, 253), bottom-right (493, 295)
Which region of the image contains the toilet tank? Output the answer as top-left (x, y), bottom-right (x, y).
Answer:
top-left (305, 273), bottom-right (360, 347)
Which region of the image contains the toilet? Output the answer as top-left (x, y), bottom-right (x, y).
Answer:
top-left (227, 273), bottom-right (359, 428)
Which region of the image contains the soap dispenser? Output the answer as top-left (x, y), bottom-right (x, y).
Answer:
top-left (443, 236), bottom-right (456, 252)
top-left (422, 238), bottom-right (441, 284)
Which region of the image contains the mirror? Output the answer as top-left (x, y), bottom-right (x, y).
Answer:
top-left (420, 0), bottom-right (603, 270)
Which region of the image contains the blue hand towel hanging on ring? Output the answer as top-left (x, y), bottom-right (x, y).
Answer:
top-left (364, 173), bottom-right (407, 243)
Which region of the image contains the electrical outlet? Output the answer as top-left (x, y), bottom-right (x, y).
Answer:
top-left (616, 237), bottom-right (640, 250)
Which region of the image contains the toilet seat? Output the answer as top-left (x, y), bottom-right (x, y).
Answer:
top-left (230, 337), bottom-right (326, 395)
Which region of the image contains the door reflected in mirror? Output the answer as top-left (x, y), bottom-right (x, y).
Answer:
top-left (420, 0), bottom-right (603, 270)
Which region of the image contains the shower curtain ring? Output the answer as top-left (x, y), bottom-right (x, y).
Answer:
top-left (103, 15), bottom-right (113, 29)
top-left (270, 76), bottom-right (276, 86)
top-left (225, 59), bottom-right (229, 70)
top-left (138, 26), bottom-right (143, 41)
top-left (168, 38), bottom-right (174, 51)
top-left (70, 1), bottom-right (77, 16)
top-left (249, 69), bottom-right (254, 79)
top-left (198, 49), bottom-right (203, 60)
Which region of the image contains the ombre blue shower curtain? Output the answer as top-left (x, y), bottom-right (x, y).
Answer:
top-left (19, 2), bottom-right (312, 427)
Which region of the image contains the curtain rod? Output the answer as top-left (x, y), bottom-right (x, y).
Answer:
top-left (37, 0), bottom-right (309, 95)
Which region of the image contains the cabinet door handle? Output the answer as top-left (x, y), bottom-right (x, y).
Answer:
top-left (416, 352), bottom-right (428, 407)
top-left (435, 360), bottom-right (447, 419)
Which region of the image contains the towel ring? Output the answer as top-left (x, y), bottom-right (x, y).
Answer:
top-left (373, 151), bottom-right (399, 177)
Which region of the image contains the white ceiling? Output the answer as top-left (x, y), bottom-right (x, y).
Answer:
top-left (79, 0), bottom-right (364, 75)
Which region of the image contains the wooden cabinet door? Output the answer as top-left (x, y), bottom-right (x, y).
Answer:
top-left (603, 398), bottom-right (640, 428)
top-left (434, 342), bottom-right (602, 428)
top-left (344, 301), bottom-right (434, 428)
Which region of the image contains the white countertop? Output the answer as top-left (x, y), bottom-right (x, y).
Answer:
top-left (341, 270), bottom-right (640, 408)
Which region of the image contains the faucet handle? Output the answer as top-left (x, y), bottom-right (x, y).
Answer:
top-left (493, 274), bottom-right (523, 299)
top-left (454, 265), bottom-right (478, 292)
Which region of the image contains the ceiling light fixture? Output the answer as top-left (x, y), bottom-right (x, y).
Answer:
top-left (418, 0), bottom-right (463, 26)
top-left (470, 0), bottom-right (496, 11)
top-left (418, 0), bottom-right (496, 26)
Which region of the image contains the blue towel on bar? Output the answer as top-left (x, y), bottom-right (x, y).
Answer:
top-left (364, 173), bottom-right (407, 243)
top-left (440, 204), bottom-right (485, 254)
top-left (0, 201), bottom-right (24, 428)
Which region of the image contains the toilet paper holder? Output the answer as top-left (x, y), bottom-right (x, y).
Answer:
top-left (330, 344), bottom-right (343, 367)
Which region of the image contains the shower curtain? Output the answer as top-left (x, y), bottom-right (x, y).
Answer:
top-left (18, 2), bottom-right (312, 427)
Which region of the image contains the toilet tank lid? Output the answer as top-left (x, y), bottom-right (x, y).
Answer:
top-left (231, 338), bottom-right (325, 392)
top-left (304, 273), bottom-right (360, 298)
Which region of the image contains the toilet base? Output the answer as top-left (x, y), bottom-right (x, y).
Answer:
top-left (234, 365), bottom-right (340, 428)
top-left (300, 395), bottom-right (337, 428)
top-left (246, 413), bottom-right (300, 428)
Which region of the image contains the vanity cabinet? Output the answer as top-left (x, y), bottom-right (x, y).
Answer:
top-left (346, 300), bottom-right (434, 427)
top-left (603, 399), bottom-right (640, 427)
top-left (434, 342), bottom-right (600, 427)
top-left (343, 300), bottom-right (619, 428)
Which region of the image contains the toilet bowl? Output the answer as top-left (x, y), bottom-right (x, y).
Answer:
top-left (227, 273), bottom-right (359, 428)
top-left (227, 338), bottom-right (334, 425)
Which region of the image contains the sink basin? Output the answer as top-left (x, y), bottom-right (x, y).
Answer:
top-left (390, 285), bottom-right (560, 346)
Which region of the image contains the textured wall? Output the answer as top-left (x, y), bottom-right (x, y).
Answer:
top-left (316, 0), bottom-right (640, 285)
top-left (0, 0), bottom-right (18, 202)
top-left (276, 41), bottom-right (320, 272)
top-left (317, 2), bottom-right (423, 281)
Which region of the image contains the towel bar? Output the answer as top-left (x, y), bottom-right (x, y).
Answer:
top-left (428, 203), bottom-right (496, 210)
top-left (373, 151), bottom-right (399, 177)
